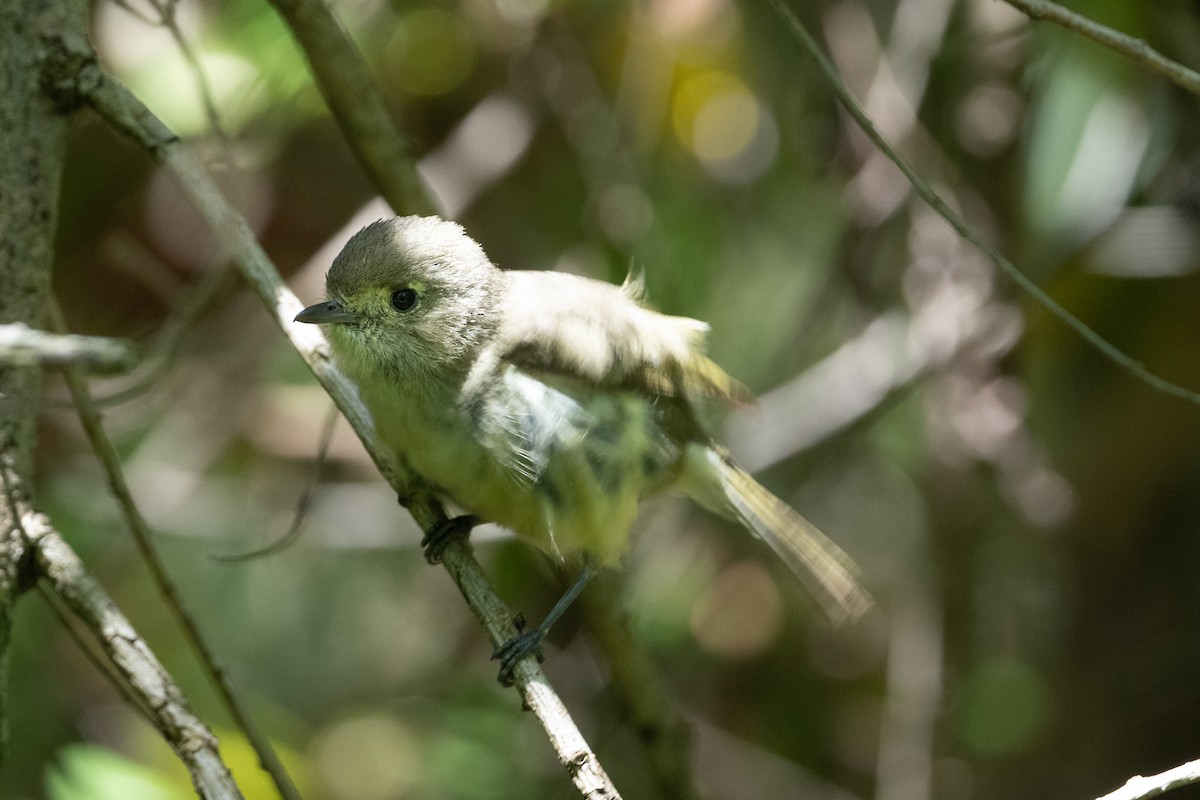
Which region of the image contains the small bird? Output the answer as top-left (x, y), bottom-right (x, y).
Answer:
top-left (297, 215), bottom-right (870, 683)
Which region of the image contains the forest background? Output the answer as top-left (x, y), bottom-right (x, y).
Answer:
top-left (3, 0), bottom-right (1200, 798)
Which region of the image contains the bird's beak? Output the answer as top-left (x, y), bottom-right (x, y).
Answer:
top-left (295, 299), bottom-right (357, 325)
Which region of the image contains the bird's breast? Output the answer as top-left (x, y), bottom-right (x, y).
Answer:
top-left (362, 364), bottom-right (683, 565)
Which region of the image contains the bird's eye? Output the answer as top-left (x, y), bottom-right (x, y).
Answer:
top-left (391, 288), bottom-right (418, 312)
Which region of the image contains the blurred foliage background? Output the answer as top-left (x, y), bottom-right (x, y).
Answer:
top-left (6, 0), bottom-right (1200, 797)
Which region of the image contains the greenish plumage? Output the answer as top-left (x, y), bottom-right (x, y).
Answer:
top-left (297, 215), bottom-right (870, 679)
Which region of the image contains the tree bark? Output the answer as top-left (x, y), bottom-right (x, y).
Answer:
top-left (0, 0), bottom-right (85, 763)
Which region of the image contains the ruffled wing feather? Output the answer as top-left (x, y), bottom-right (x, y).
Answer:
top-left (495, 270), bottom-right (752, 406)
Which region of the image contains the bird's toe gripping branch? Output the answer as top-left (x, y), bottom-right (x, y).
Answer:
top-left (419, 513), bottom-right (479, 564)
top-left (490, 565), bottom-right (595, 686)
top-left (492, 629), bottom-right (547, 687)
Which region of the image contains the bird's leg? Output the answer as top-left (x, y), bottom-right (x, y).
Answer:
top-left (493, 563), bottom-right (596, 686)
top-left (420, 513), bottom-right (479, 564)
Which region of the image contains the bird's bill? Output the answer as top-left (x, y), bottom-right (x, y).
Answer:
top-left (295, 299), bottom-right (357, 325)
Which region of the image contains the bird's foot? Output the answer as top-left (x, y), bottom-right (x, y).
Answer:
top-left (420, 514), bottom-right (478, 564)
top-left (492, 628), bottom-right (545, 687)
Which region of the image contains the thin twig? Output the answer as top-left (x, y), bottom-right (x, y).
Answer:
top-left (1002, 0), bottom-right (1200, 98)
top-left (47, 299), bottom-right (302, 800)
top-left (111, 0), bottom-right (231, 144)
top-left (89, 252), bottom-right (238, 407)
top-left (41, 237), bottom-right (237, 410)
top-left (0, 323), bottom-right (137, 373)
top-left (212, 402), bottom-right (339, 563)
top-left (157, 0), bottom-right (231, 144)
top-left (39, 36), bottom-right (621, 800)
top-left (36, 583), bottom-right (160, 728)
top-left (767, 0), bottom-right (1200, 409)
top-left (1095, 757), bottom-right (1200, 800)
top-left (771, 6), bottom-right (1200, 799)
top-left (108, 0), bottom-right (158, 27)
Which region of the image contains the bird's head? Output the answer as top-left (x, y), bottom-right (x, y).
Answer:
top-left (297, 216), bottom-right (503, 384)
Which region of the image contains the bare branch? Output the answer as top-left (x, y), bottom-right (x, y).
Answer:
top-left (36, 583), bottom-right (161, 729)
top-left (265, 0), bottom-right (436, 216)
top-left (1096, 757), bottom-right (1200, 800)
top-left (0, 323), bottom-right (137, 373)
top-left (20, 510), bottom-right (243, 800)
top-left (39, 35), bottom-right (621, 799)
top-left (1002, 0), bottom-right (1200, 98)
top-left (47, 299), bottom-right (301, 800)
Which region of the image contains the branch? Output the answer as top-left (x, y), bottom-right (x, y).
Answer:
top-left (1096, 757), bottom-right (1200, 800)
top-left (1002, 0), bottom-right (1200, 98)
top-left (46, 300), bottom-right (301, 800)
top-left (766, 0), bottom-right (1200, 409)
top-left (111, 0), bottom-right (231, 142)
top-left (88, 236), bottom-right (238, 407)
top-left (265, 0), bottom-right (435, 216)
top-left (1, 0), bottom-right (85, 765)
top-left (39, 35), bottom-right (621, 800)
top-left (267, 5), bottom-right (682, 792)
top-left (36, 582), bottom-right (162, 727)
top-left (0, 322), bottom-right (137, 373)
top-left (579, 575), bottom-right (700, 800)
top-left (9, 502), bottom-right (242, 799)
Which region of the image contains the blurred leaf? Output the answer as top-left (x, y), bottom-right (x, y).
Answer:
top-left (45, 744), bottom-right (190, 800)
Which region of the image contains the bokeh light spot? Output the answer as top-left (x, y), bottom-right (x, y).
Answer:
top-left (693, 86), bottom-right (758, 162)
top-left (385, 8), bottom-right (475, 97)
top-left (956, 82), bottom-right (1021, 157)
top-left (314, 713), bottom-right (420, 800)
top-left (597, 183), bottom-right (655, 244)
top-left (672, 71), bottom-right (777, 183)
top-left (954, 658), bottom-right (1051, 755)
top-left (690, 559), bottom-right (783, 659)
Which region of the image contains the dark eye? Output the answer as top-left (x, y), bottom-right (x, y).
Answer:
top-left (391, 288), bottom-right (418, 312)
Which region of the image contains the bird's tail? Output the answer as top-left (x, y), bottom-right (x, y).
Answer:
top-left (683, 445), bottom-right (872, 623)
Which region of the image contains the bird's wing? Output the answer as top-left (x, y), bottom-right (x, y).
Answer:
top-left (495, 270), bottom-right (752, 405)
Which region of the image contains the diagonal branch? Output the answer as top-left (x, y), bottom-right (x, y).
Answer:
top-left (1095, 756), bottom-right (1200, 800)
top-left (0, 481), bottom-right (242, 799)
top-left (267, 3), bottom-right (692, 792)
top-left (265, 0), bottom-right (435, 216)
top-left (31, 521), bottom-right (242, 799)
top-left (1002, 0), bottom-right (1200, 98)
top-left (46, 299), bottom-right (301, 800)
top-left (39, 34), bottom-right (621, 800)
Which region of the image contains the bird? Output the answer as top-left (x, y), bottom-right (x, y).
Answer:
top-left (296, 215), bottom-right (870, 684)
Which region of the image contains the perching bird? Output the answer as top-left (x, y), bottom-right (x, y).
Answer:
top-left (296, 215), bottom-right (870, 683)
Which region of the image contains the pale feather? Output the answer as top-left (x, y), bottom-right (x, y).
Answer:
top-left (495, 270), bottom-right (752, 405)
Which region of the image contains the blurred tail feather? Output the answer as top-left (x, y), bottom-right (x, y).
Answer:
top-left (689, 447), bottom-right (872, 623)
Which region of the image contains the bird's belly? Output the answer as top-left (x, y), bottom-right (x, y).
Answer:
top-left (366, 372), bottom-right (680, 566)
top-left (367, 394), bottom-right (518, 514)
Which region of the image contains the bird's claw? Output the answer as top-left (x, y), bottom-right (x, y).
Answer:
top-left (492, 630), bottom-right (545, 687)
top-left (420, 514), bottom-right (478, 564)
